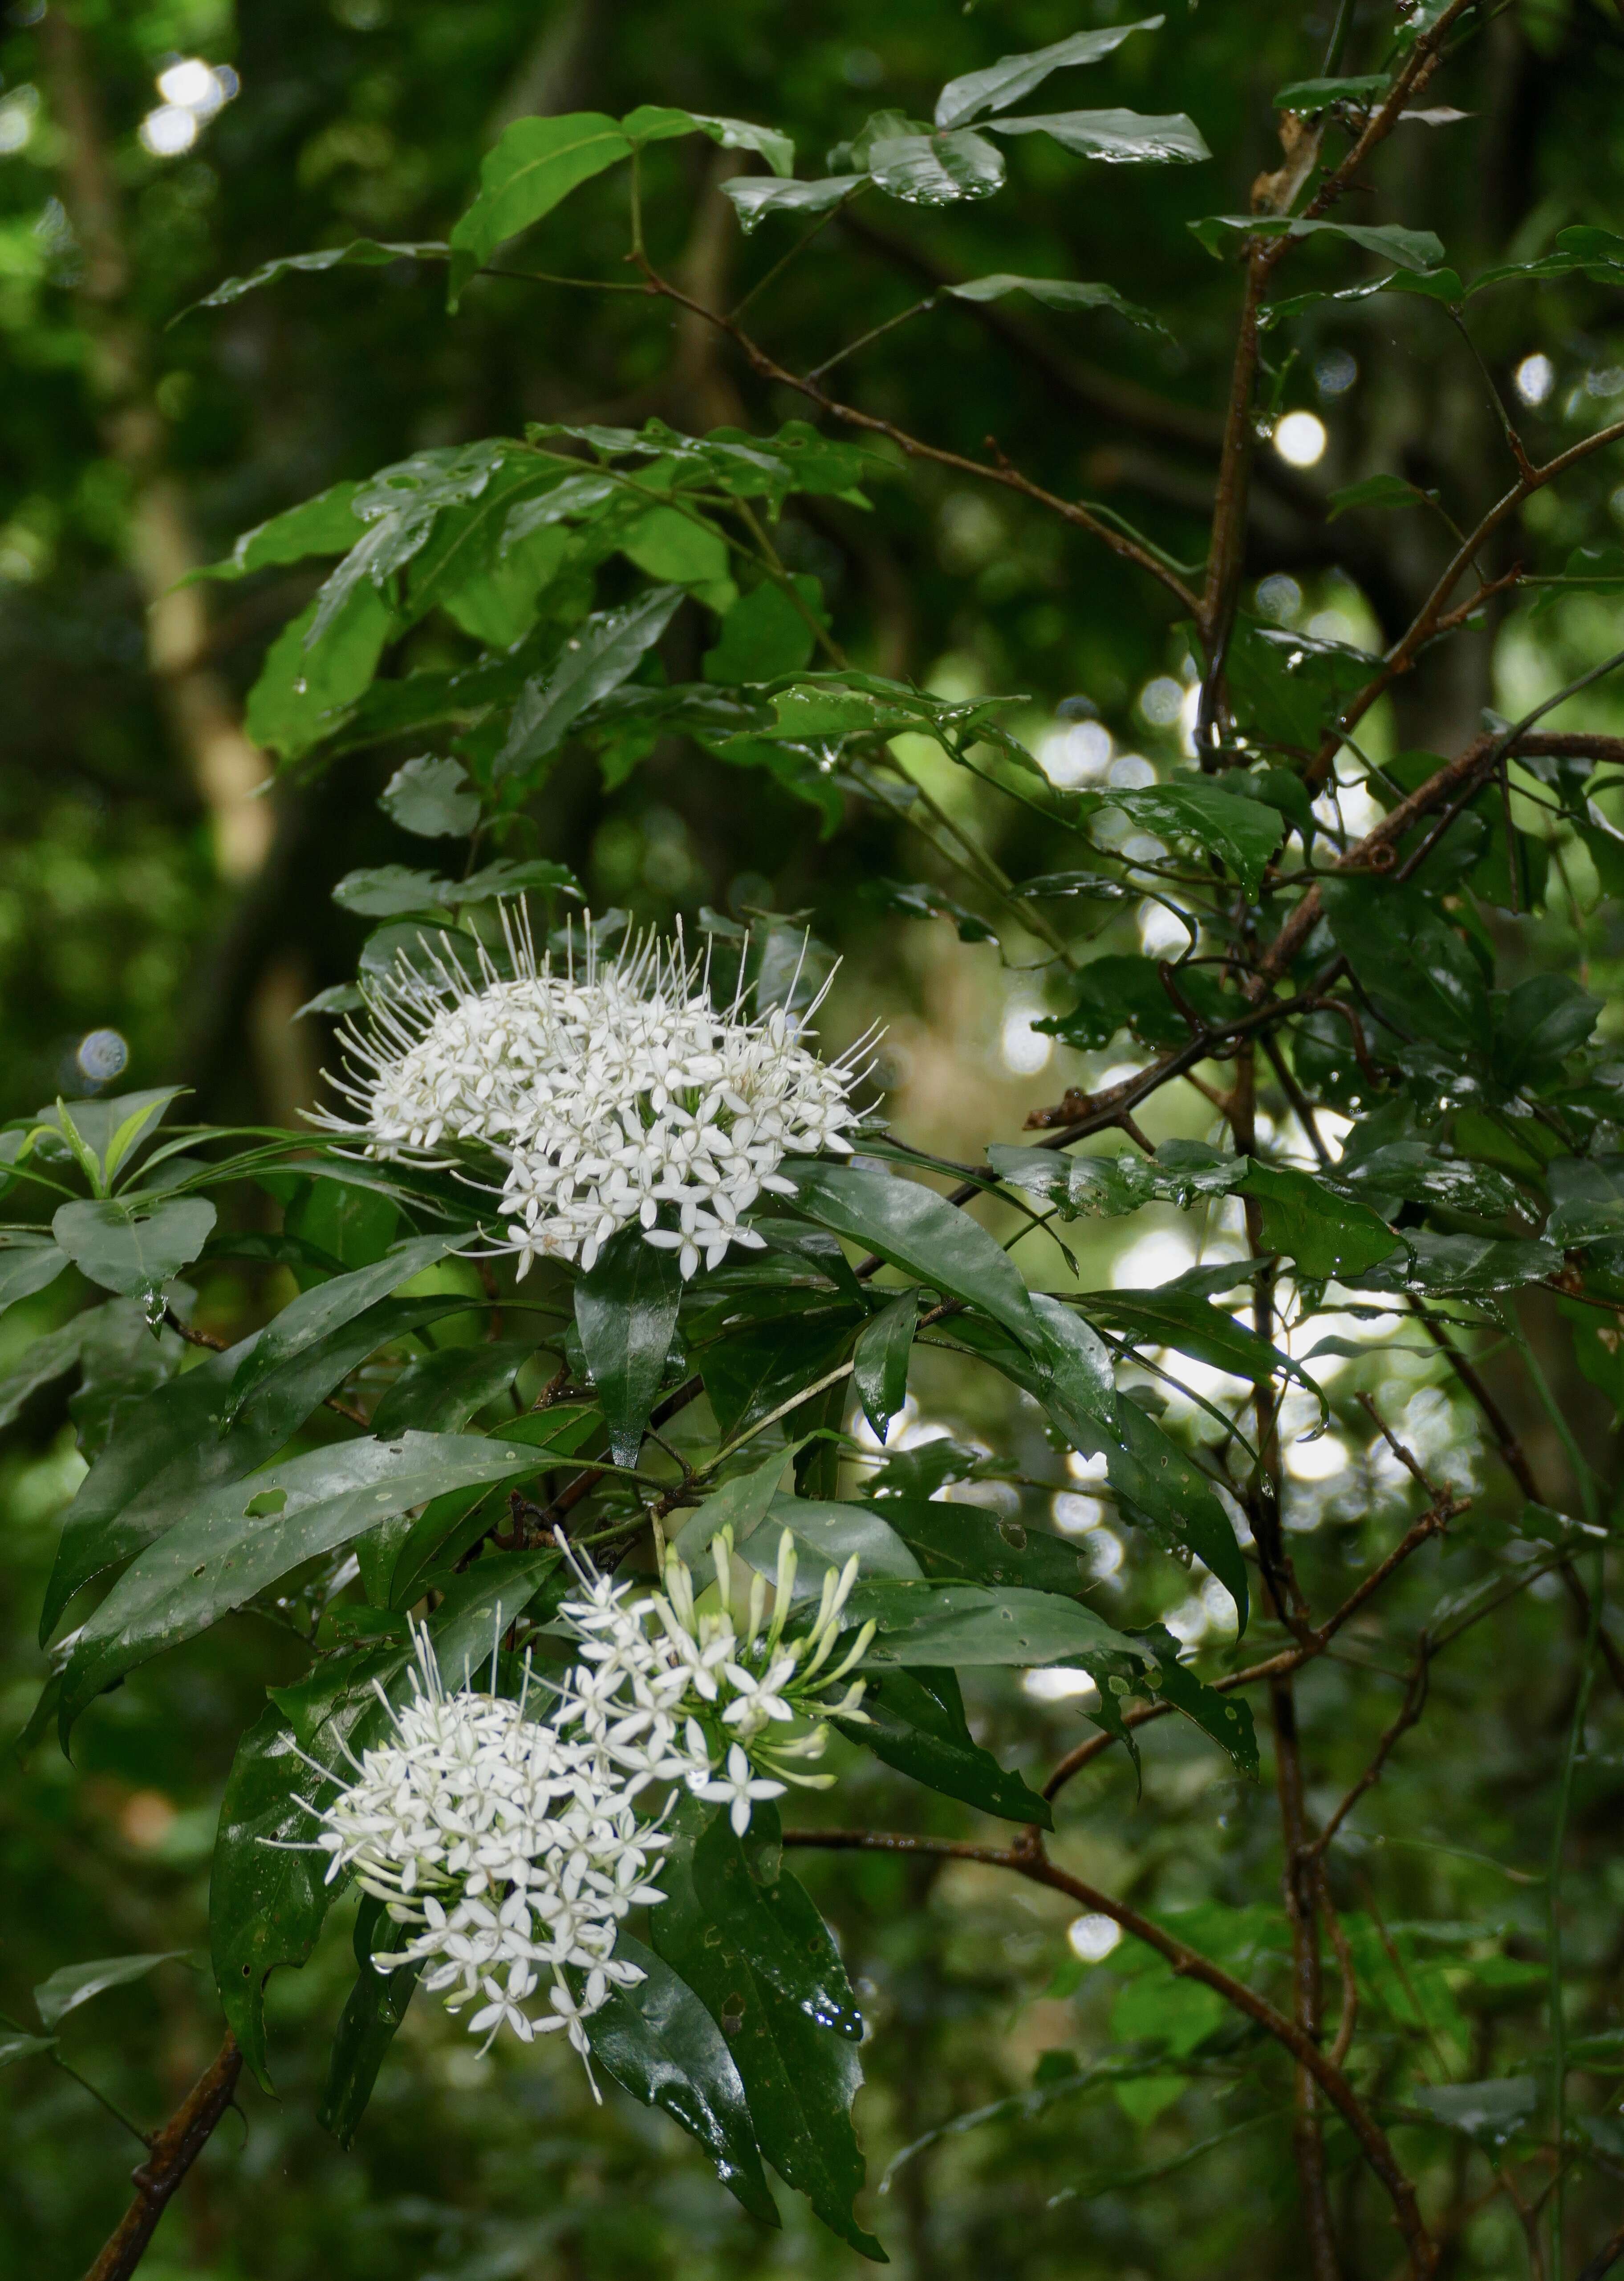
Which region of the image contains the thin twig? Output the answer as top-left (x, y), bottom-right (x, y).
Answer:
top-left (81, 2032), bottom-right (242, 2281)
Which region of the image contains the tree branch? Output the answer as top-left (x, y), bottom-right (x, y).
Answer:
top-left (81, 2032), bottom-right (241, 2281)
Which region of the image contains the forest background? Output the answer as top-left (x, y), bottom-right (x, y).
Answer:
top-left (4, 2), bottom-right (1624, 2278)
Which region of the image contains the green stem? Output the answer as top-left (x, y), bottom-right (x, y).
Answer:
top-left (50, 2053), bottom-right (152, 2148)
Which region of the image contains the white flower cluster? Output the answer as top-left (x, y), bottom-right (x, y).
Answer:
top-left (307, 1531), bottom-right (874, 2082)
top-left (317, 910), bottom-right (872, 1278)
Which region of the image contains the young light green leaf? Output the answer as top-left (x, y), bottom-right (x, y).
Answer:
top-left (783, 1159), bottom-right (1042, 1352)
top-left (586, 1931), bottom-right (780, 2225)
top-left (193, 481), bottom-right (363, 584)
top-left (495, 586), bottom-right (684, 779)
top-left (246, 584), bottom-right (396, 760)
top-left (574, 1224), bottom-right (683, 1468)
top-left (35, 1950), bottom-right (193, 2029)
top-left (853, 1293), bottom-right (918, 1440)
top-left (59, 1432), bottom-right (539, 1737)
top-left (447, 113), bottom-right (634, 307)
top-left (934, 18), bottom-right (1165, 130)
top-left (991, 110), bottom-right (1210, 165)
top-left (52, 1196), bottom-right (216, 1305)
top-left (721, 175), bottom-right (865, 233)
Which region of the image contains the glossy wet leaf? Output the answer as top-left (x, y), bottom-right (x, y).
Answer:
top-left (190, 239), bottom-right (447, 313)
top-left (721, 174), bottom-right (865, 232)
top-left (225, 1232), bottom-right (470, 1419)
top-left (934, 17), bottom-right (1165, 129)
top-left (651, 1800), bottom-right (882, 2260)
top-left (619, 103), bottom-right (794, 177)
top-left (319, 1898), bottom-right (423, 2147)
top-left (867, 129), bottom-right (1004, 205)
top-left (495, 586), bottom-right (684, 779)
top-left (586, 1931), bottom-right (779, 2224)
top-left (52, 1196), bottom-right (216, 1305)
top-left (853, 1293), bottom-right (918, 1439)
top-left (33, 1949), bottom-right (193, 2029)
top-left (1241, 1162), bottom-right (1401, 1279)
top-left (0, 1315), bottom-right (89, 1432)
top-left (991, 110), bottom-right (1210, 166)
top-left (1104, 784), bottom-right (1284, 899)
top-left (736, 1495), bottom-right (921, 1591)
top-left (946, 273), bottom-right (1168, 333)
top-left (0, 1236), bottom-right (69, 1317)
top-left (59, 1431), bottom-right (539, 1737)
top-left (784, 1159), bottom-right (1041, 1351)
top-left (847, 1577), bottom-right (1150, 1670)
top-left (574, 1224), bottom-right (684, 1468)
top-left (844, 1663), bottom-right (1052, 1826)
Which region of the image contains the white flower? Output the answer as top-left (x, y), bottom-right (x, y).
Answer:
top-left (694, 1742), bottom-right (787, 1835)
top-left (315, 907), bottom-right (875, 1279)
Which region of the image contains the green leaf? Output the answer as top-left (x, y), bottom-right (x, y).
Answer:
top-left (1084, 1288), bottom-right (1317, 1398)
top-left (58, 1432), bottom-right (539, 1738)
top-left (934, 18), bottom-right (1165, 130)
top-left (586, 1931), bottom-right (780, 2224)
top-left (0, 1235), bottom-right (69, 1317)
top-left (619, 503), bottom-right (734, 603)
top-left (24, 1087), bottom-right (185, 1185)
top-left (1224, 618), bottom-right (1379, 752)
top-left (1107, 1399), bottom-right (1250, 1630)
top-left (42, 1294), bottom-right (470, 1639)
top-left (1129, 1622), bottom-right (1258, 1777)
top-left (319, 1897), bottom-right (422, 2147)
top-left (284, 1177), bottom-right (401, 1272)
top-left (875, 1494), bottom-right (1097, 1599)
top-left (211, 1657), bottom-right (396, 2088)
top-left (991, 110), bottom-right (1210, 165)
top-left (846, 1577), bottom-right (1151, 1670)
top-left (1320, 878), bottom-right (1492, 1057)
top-left (865, 879), bottom-right (997, 943)
top-left (651, 1801), bottom-right (882, 2260)
top-left (192, 482), bottom-right (363, 583)
top-left (69, 1299), bottom-right (181, 1457)
top-left (1353, 1232), bottom-right (1561, 1295)
top-left (853, 1293), bottom-right (918, 1439)
top-left (669, 1447), bottom-right (795, 1566)
top-left (188, 239), bottom-right (446, 314)
top-left (1240, 1163), bottom-right (1400, 1279)
top-left (1492, 973), bottom-right (1600, 1092)
top-left (844, 1663), bottom-right (1052, 1826)
top-left (378, 754), bottom-right (480, 838)
top-left (1328, 472), bottom-right (1439, 520)
top-left (783, 1159), bottom-right (1041, 1352)
top-left (1337, 1143), bottom-right (1522, 1220)
top-left (1273, 73), bottom-right (1390, 110)
top-left (1034, 953), bottom-right (1230, 1052)
top-left (867, 128), bottom-right (1005, 205)
top-left (51, 1196), bottom-right (215, 1306)
top-left (370, 1340), bottom-right (535, 1437)
top-left (946, 273), bottom-right (1168, 333)
top-left (721, 175), bottom-right (865, 233)
top-left (741, 1495), bottom-right (922, 1590)
top-left (224, 1233), bottom-right (470, 1421)
top-left (34, 1950), bottom-right (191, 2029)
top-left (574, 1224), bottom-right (683, 1468)
top-left (700, 1307), bottom-right (862, 1444)
top-left (495, 586), bottom-right (684, 779)
top-left (245, 584), bottom-right (396, 760)
top-left (447, 113), bottom-right (634, 307)
top-left (1190, 214), bottom-right (1446, 272)
top-left (0, 2033), bottom-right (56, 2068)
top-left (331, 857), bottom-right (576, 917)
top-left (1406, 2077), bottom-right (1538, 2148)
top-left (703, 577), bottom-right (825, 683)
top-left (619, 104), bottom-right (795, 178)
top-left (1105, 782), bottom-right (1284, 899)
top-left (1546, 1156), bottom-right (1624, 1248)
top-left (0, 1315), bottom-right (89, 1431)
top-left (988, 1140), bottom-right (1244, 1217)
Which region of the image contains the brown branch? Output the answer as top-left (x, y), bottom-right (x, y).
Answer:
top-left (82, 2032), bottom-right (241, 2281)
top-left (631, 270), bottom-right (1200, 614)
top-left (1271, 1677), bottom-right (1340, 2277)
top-left (1577, 2217), bottom-right (1624, 2281)
top-left (1295, 0), bottom-right (1481, 231)
top-left (781, 1828), bottom-right (1436, 2275)
top-left (1311, 1643), bottom-right (1433, 1860)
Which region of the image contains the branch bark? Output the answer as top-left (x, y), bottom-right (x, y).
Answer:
top-left (81, 2033), bottom-right (242, 2281)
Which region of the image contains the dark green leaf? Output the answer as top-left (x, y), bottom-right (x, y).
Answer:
top-left (741, 1495), bottom-right (921, 1589)
top-left (319, 1898), bottom-right (423, 2147)
top-left (991, 110), bottom-right (1210, 165)
top-left (651, 1800), bottom-right (882, 2260)
top-left (1328, 473), bottom-right (1438, 520)
top-left (51, 1196), bottom-right (215, 1305)
top-left (1085, 1289), bottom-right (1319, 1400)
top-left (1547, 1156), bottom-right (1624, 1248)
top-left (495, 586), bottom-right (684, 779)
top-left (1107, 1398), bottom-right (1250, 1630)
top-left (34, 1950), bottom-right (191, 2029)
top-left (447, 113), bottom-right (634, 306)
top-left (370, 1340), bottom-right (535, 1436)
top-left (618, 104), bottom-right (794, 178)
top-left (784, 1160), bottom-right (1042, 1351)
top-left (853, 1293), bottom-right (918, 1439)
top-left (1226, 618), bottom-right (1381, 751)
top-left (331, 857), bottom-right (577, 917)
top-left (946, 273), bottom-right (1168, 334)
top-left (574, 1225), bottom-right (683, 1468)
top-left (669, 1447), bottom-right (795, 1566)
top-left (846, 1577), bottom-right (1150, 1669)
top-left (1129, 1622), bottom-right (1258, 1777)
top-left (1352, 1232), bottom-right (1561, 1294)
top-left (1320, 878), bottom-right (1492, 1056)
top-left (378, 755), bottom-right (481, 838)
top-left (864, 879), bottom-right (996, 943)
top-left (844, 1663), bottom-right (1052, 1826)
top-left (68, 1299), bottom-right (181, 1457)
top-left (1240, 1163), bottom-right (1400, 1279)
top-left (934, 18), bottom-right (1165, 130)
top-left (988, 1140), bottom-right (1244, 1218)
top-left (189, 239), bottom-right (446, 313)
top-left (284, 1178), bottom-right (401, 1272)
top-left (1034, 953), bottom-right (1231, 1051)
top-left (700, 1306), bottom-right (861, 1444)
top-left (0, 1316), bottom-right (89, 1432)
top-left (0, 2034), bottom-right (56, 2068)
top-left (59, 1432), bottom-right (539, 1737)
top-left (877, 1495), bottom-right (1096, 1598)
top-left (1406, 2078), bottom-right (1537, 2148)
top-left (225, 1233), bottom-right (470, 1420)
top-left (1106, 783), bottom-right (1284, 899)
top-left (1190, 214), bottom-right (1446, 271)
top-left (1274, 73), bottom-right (1390, 108)
top-left (586, 1931), bottom-right (780, 2224)
top-left (1491, 974), bottom-right (1600, 1092)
